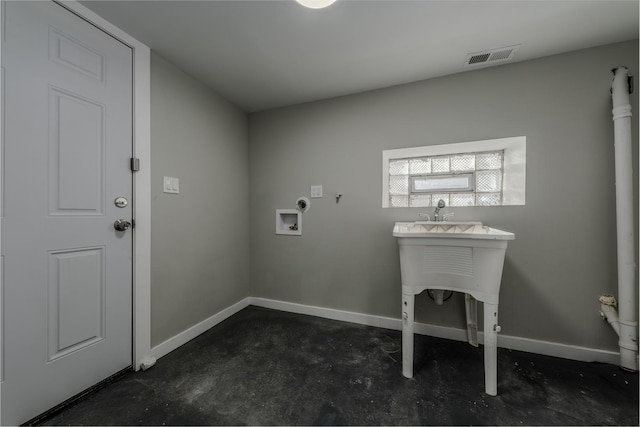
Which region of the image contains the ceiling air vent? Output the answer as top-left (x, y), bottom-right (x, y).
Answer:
top-left (464, 45), bottom-right (521, 67)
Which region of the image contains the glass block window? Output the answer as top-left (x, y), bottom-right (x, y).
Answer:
top-left (386, 150), bottom-right (504, 208)
top-left (382, 136), bottom-right (526, 208)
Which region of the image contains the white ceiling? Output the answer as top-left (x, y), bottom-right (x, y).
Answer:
top-left (80, 0), bottom-right (639, 112)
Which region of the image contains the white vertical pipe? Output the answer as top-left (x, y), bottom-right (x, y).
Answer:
top-left (465, 294), bottom-right (479, 347)
top-left (611, 66), bottom-right (638, 371)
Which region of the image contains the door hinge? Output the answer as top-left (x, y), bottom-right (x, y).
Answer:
top-left (130, 157), bottom-right (140, 172)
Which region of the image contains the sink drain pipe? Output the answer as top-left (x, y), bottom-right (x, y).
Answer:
top-left (600, 66), bottom-right (638, 371)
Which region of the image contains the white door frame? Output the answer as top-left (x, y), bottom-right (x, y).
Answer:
top-left (0, 0), bottom-right (152, 378)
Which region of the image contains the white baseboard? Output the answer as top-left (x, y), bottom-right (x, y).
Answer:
top-left (249, 297), bottom-right (620, 365)
top-left (248, 297), bottom-right (401, 330)
top-left (150, 297), bottom-right (251, 360)
top-left (149, 296), bottom-right (620, 366)
top-left (494, 333), bottom-right (618, 365)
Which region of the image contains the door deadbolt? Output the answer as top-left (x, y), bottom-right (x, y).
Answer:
top-left (114, 197), bottom-right (128, 208)
top-left (114, 219), bottom-right (132, 231)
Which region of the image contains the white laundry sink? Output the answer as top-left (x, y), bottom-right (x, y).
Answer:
top-left (393, 221), bottom-right (514, 301)
top-left (393, 221), bottom-right (514, 396)
top-left (393, 221), bottom-right (512, 237)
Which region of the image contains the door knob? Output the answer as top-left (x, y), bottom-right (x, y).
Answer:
top-left (114, 219), bottom-right (131, 231)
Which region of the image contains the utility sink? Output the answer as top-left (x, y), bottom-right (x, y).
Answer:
top-left (393, 221), bottom-right (514, 396)
top-left (393, 221), bottom-right (513, 237)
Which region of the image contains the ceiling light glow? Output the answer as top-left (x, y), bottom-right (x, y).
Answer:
top-left (295, 0), bottom-right (337, 9)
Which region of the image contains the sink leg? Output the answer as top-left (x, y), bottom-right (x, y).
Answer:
top-left (483, 302), bottom-right (499, 396)
top-left (402, 293), bottom-right (415, 378)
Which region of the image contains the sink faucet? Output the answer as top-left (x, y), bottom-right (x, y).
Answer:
top-left (433, 199), bottom-right (446, 222)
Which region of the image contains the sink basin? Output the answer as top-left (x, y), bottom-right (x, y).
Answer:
top-left (394, 220), bottom-right (513, 310)
top-left (394, 220), bottom-right (514, 396)
top-left (393, 221), bottom-right (514, 238)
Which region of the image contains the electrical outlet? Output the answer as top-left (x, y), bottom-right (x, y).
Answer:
top-left (311, 185), bottom-right (323, 198)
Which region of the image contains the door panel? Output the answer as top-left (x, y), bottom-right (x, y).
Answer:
top-left (50, 87), bottom-right (106, 215)
top-left (1, 1), bottom-right (133, 424)
top-left (48, 247), bottom-right (105, 360)
top-left (49, 27), bottom-right (106, 81)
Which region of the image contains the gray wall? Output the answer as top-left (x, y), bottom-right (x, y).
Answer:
top-left (249, 41), bottom-right (639, 353)
top-left (150, 52), bottom-right (250, 347)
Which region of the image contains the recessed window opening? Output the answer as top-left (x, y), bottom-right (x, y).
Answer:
top-left (382, 136), bottom-right (526, 208)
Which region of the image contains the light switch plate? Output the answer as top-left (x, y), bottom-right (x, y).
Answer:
top-left (311, 185), bottom-right (323, 198)
top-left (164, 176), bottom-right (179, 194)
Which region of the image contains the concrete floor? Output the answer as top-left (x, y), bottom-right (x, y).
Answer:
top-left (40, 306), bottom-right (638, 426)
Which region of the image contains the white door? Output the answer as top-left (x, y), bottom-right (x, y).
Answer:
top-left (1, 1), bottom-right (133, 424)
